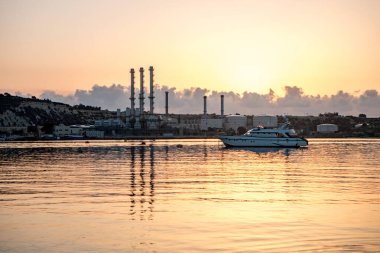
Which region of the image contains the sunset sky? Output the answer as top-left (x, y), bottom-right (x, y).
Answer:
top-left (1, 0), bottom-right (380, 97)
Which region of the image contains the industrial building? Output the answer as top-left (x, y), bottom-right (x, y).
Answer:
top-left (252, 115), bottom-right (277, 128)
top-left (95, 119), bottom-right (124, 128)
top-left (317, 124), bottom-right (338, 133)
top-left (54, 124), bottom-right (84, 137)
top-left (95, 66), bottom-right (278, 136)
top-left (224, 115), bottom-right (248, 132)
top-left (200, 118), bottom-right (223, 130)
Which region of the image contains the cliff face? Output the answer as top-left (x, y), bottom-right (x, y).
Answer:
top-left (0, 94), bottom-right (114, 127)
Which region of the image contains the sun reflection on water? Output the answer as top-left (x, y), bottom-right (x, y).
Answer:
top-left (0, 139), bottom-right (379, 252)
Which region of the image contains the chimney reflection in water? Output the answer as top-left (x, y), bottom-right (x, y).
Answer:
top-left (149, 146), bottom-right (155, 219)
top-left (129, 147), bottom-right (136, 218)
top-left (129, 145), bottom-right (155, 221)
top-left (139, 146), bottom-right (145, 221)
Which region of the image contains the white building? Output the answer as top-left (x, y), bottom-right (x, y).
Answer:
top-left (180, 118), bottom-right (201, 130)
top-left (54, 124), bottom-right (84, 137)
top-left (146, 115), bottom-right (161, 130)
top-left (94, 119), bottom-right (125, 128)
top-left (252, 115), bottom-right (277, 128)
top-left (165, 117), bottom-right (179, 129)
top-left (200, 118), bottom-right (223, 131)
top-left (85, 130), bottom-right (104, 138)
top-left (224, 115), bottom-right (247, 132)
top-left (317, 124), bottom-right (338, 133)
top-left (54, 124), bottom-right (70, 136)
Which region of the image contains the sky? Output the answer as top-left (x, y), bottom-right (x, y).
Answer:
top-left (1, 0), bottom-right (380, 115)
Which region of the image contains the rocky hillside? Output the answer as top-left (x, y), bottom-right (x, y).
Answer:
top-left (0, 93), bottom-right (115, 128)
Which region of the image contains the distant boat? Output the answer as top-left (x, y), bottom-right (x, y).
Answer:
top-left (219, 121), bottom-right (308, 148)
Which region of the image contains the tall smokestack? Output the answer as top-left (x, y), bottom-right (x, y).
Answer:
top-left (165, 91), bottom-right (169, 116)
top-left (130, 68), bottom-right (135, 116)
top-left (203, 96), bottom-right (207, 116)
top-left (221, 94), bottom-right (224, 117)
top-left (149, 66), bottom-right (154, 114)
top-left (139, 67), bottom-right (144, 114)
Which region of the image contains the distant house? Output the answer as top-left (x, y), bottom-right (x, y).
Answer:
top-left (94, 119), bottom-right (125, 128)
top-left (54, 124), bottom-right (84, 137)
top-left (85, 129), bottom-right (104, 138)
top-left (317, 124), bottom-right (338, 133)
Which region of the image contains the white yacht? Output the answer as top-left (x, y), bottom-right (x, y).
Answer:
top-left (219, 122), bottom-right (308, 148)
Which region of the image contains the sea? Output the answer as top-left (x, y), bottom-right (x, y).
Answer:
top-left (0, 139), bottom-right (379, 252)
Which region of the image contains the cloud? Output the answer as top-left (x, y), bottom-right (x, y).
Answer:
top-left (39, 84), bottom-right (380, 117)
top-left (358, 90), bottom-right (380, 116)
top-left (40, 90), bottom-right (78, 105)
top-left (74, 84), bottom-right (128, 110)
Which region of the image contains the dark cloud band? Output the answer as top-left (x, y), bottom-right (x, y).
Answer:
top-left (39, 84), bottom-right (380, 117)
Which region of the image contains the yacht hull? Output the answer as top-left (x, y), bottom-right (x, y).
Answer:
top-left (219, 136), bottom-right (308, 148)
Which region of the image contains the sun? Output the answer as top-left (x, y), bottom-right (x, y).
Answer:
top-left (226, 63), bottom-right (275, 94)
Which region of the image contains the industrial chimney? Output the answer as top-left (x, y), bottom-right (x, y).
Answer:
top-left (203, 96), bottom-right (207, 116)
top-left (130, 68), bottom-right (135, 116)
top-left (221, 94), bottom-right (224, 117)
top-left (149, 66), bottom-right (154, 114)
top-left (165, 91), bottom-right (169, 117)
top-left (139, 67), bottom-right (144, 114)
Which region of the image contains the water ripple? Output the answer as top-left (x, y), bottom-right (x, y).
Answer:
top-left (1, 139), bottom-right (379, 252)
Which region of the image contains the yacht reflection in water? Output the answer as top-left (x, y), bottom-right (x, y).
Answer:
top-left (128, 145), bottom-right (155, 221)
top-left (222, 146), bottom-right (304, 156)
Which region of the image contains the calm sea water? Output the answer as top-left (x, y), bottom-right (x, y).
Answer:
top-left (0, 139), bottom-right (379, 252)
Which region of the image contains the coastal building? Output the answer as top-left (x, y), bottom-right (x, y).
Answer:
top-left (54, 124), bottom-right (84, 137)
top-left (85, 129), bottom-right (104, 138)
top-left (94, 119), bottom-right (125, 128)
top-left (179, 117), bottom-right (201, 130)
top-left (252, 115), bottom-right (277, 128)
top-left (200, 117), bottom-right (223, 130)
top-left (224, 115), bottom-right (247, 132)
top-left (165, 117), bottom-right (179, 129)
top-left (317, 123), bottom-right (338, 133)
top-left (54, 124), bottom-right (70, 136)
top-left (145, 114), bottom-right (161, 130)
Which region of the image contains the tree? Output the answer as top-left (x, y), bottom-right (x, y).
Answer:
top-left (41, 123), bottom-right (55, 134)
top-left (226, 128), bottom-right (236, 135)
top-left (237, 126), bottom-right (247, 135)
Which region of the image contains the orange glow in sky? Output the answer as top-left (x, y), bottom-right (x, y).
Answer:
top-left (0, 0), bottom-right (379, 96)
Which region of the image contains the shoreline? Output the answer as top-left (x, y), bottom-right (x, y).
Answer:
top-left (1, 135), bottom-right (380, 142)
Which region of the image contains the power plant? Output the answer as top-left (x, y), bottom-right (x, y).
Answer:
top-left (102, 66), bottom-right (253, 136)
top-left (125, 66), bottom-right (160, 131)
top-left (120, 66), bottom-right (229, 134)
